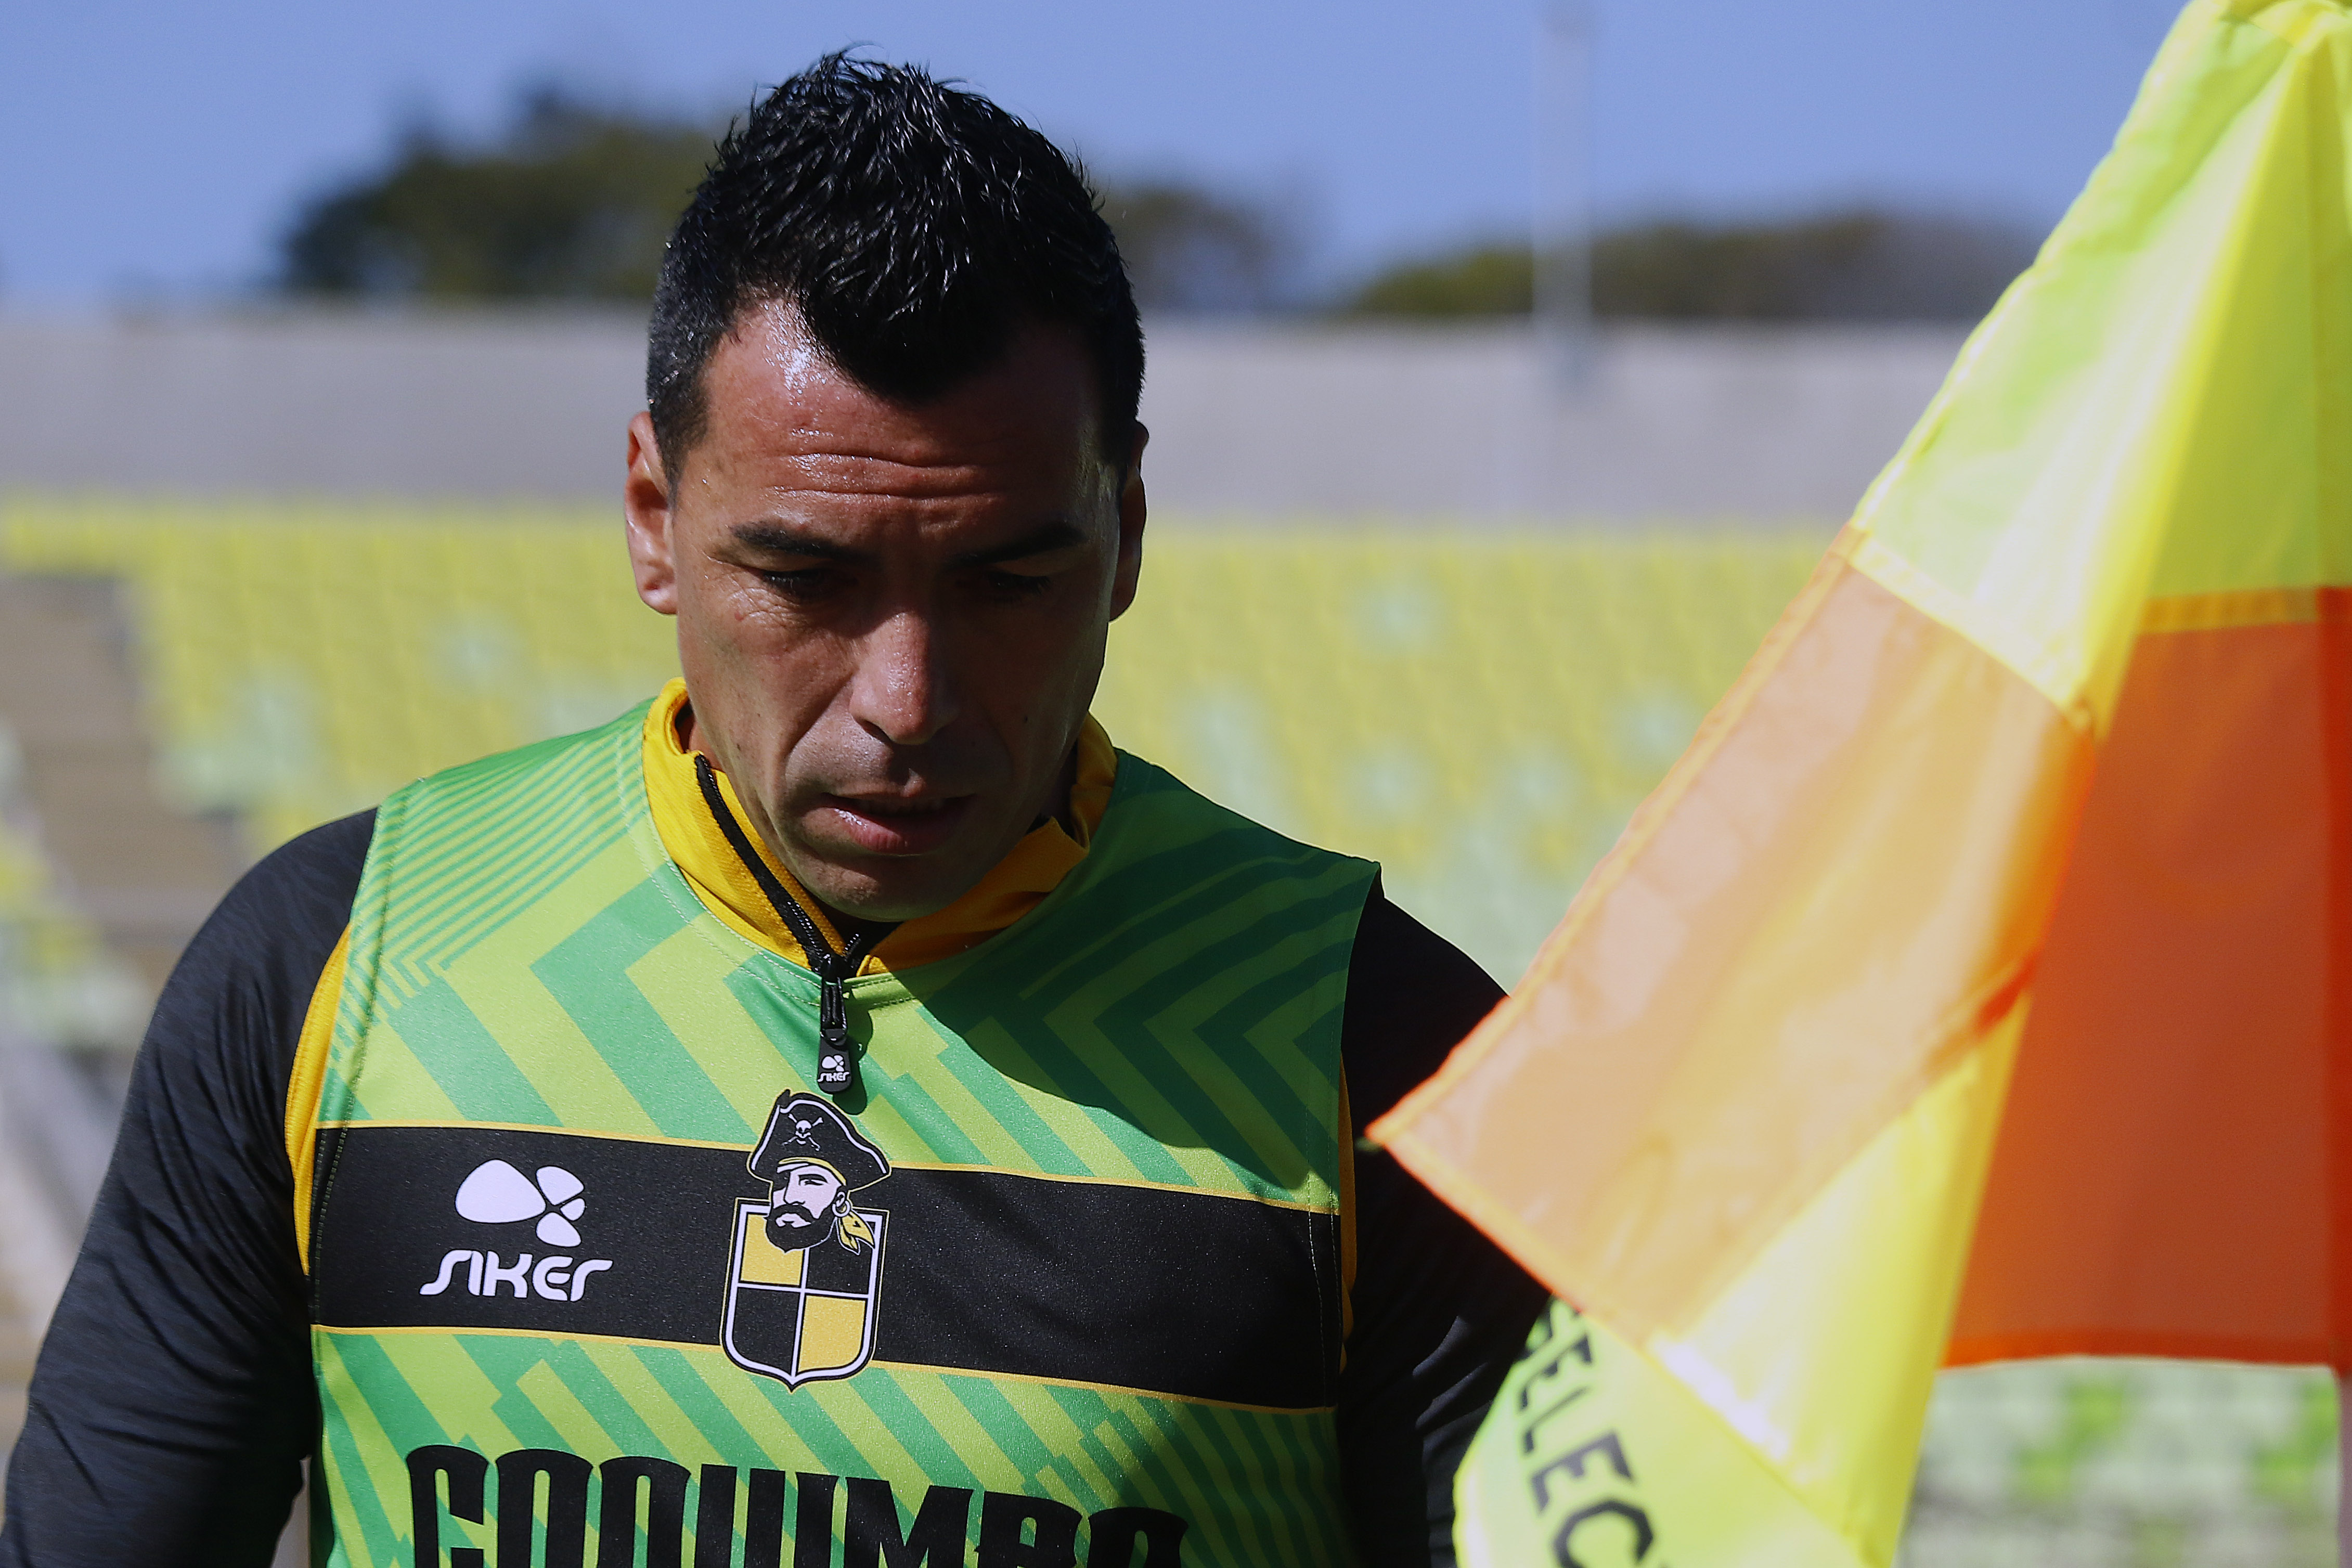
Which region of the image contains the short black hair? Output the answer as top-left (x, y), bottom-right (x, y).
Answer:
top-left (648, 55), bottom-right (1143, 474)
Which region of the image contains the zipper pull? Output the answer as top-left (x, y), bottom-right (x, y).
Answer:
top-left (693, 753), bottom-right (895, 1102)
top-left (813, 951), bottom-right (856, 1094)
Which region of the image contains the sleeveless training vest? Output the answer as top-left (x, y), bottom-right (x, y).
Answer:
top-left (303, 705), bottom-right (1378, 1568)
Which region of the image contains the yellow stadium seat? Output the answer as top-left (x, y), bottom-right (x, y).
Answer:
top-left (0, 498), bottom-right (1821, 984)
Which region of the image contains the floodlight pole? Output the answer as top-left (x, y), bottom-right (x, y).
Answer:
top-left (1534, 0), bottom-right (1595, 394)
top-left (2340, 1371), bottom-right (2349, 1567)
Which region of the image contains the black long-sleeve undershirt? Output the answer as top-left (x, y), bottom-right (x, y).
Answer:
top-left (3, 813), bottom-right (368, 1566)
top-left (1, 813), bottom-right (1544, 1567)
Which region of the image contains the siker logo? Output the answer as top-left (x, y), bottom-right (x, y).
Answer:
top-left (722, 1093), bottom-right (892, 1388)
top-left (418, 1159), bottom-right (614, 1302)
top-left (456, 1159), bottom-right (589, 1246)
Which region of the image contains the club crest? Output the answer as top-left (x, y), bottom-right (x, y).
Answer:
top-left (722, 1092), bottom-right (891, 1388)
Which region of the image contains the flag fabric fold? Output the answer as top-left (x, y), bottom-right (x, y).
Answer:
top-left (1369, 2), bottom-right (2352, 1561)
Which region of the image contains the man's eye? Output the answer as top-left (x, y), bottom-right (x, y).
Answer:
top-left (981, 569), bottom-right (1053, 601)
top-left (759, 568), bottom-right (844, 602)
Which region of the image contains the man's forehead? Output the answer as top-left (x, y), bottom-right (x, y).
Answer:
top-left (695, 301), bottom-right (1102, 486)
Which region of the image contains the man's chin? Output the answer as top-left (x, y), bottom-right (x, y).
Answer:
top-left (787, 836), bottom-right (1005, 927)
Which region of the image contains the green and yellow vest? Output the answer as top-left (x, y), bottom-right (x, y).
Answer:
top-left (295, 700), bottom-right (1378, 1568)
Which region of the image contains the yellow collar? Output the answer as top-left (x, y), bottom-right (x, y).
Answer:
top-left (640, 678), bottom-right (1117, 974)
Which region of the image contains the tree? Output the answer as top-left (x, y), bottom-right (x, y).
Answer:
top-left (280, 90), bottom-right (714, 301)
top-left (1096, 182), bottom-right (1295, 314)
top-left (1592, 211), bottom-right (2037, 320)
top-left (1342, 211), bottom-right (2039, 322)
top-left (1346, 245), bottom-right (1533, 318)
top-left (282, 88), bottom-right (1297, 318)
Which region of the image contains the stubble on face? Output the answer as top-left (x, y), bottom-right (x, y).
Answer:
top-left (626, 302), bottom-right (1144, 930)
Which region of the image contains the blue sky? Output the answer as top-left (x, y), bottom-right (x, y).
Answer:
top-left (0, 1), bottom-right (2182, 303)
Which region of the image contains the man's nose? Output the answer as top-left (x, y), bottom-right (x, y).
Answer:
top-left (847, 609), bottom-right (959, 748)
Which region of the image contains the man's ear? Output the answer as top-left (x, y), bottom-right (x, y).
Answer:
top-left (1109, 423), bottom-right (1149, 621)
top-left (625, 412), bottom-right (680, 616)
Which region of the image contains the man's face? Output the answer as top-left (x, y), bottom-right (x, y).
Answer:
top-left (626, 301), bottom-right (1146, 924)
top-left (769, 1163), bottom-right (845, 1236)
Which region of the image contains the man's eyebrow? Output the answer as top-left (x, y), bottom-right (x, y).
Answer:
top-left (948, 521), bottom-right (1088, 569)
top-left (727, 522), bottom-right (878, 565)
top-left (726, 519), bottom-right (1087, 569)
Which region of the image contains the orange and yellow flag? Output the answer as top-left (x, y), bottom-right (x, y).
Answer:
top-left (1372, 2), bottom-right (2352, 1562)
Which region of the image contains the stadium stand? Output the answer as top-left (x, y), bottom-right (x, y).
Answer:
top-left (0, 496), bottom-right (2337, 1561)
top-left (0, 499), bottom-right (1827, 984)
top-left (0, 1030), bottom-right (114, 1471)
top-left (0, 573), bottom-right (242, 1011)
top-left (1, 500), bottom-right (679, 861)
top-left (0, 764), bottom-right (133, 1048)
top-left (0, 711), bottom-right (141, 1477)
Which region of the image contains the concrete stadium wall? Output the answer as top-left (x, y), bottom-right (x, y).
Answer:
top-left (0, 309), bottom-right (1967, 520)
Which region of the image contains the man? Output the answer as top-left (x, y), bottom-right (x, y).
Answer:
top-left (2, 57), bottom-right (1543, 1566)
top-left (748, 1093), bottom-right (889, 1253)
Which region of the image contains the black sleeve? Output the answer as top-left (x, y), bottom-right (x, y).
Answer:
top-left (0, 811), bottom-right (373, 1568)
top-left (1336, 882), bottom-right (1550, 1568)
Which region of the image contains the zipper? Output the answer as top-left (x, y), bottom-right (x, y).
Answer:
top-left (694, 754), bottom-right (896, 1098)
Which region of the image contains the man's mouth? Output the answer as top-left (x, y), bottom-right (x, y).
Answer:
top-left (819, 792), bottom-right (976, 856)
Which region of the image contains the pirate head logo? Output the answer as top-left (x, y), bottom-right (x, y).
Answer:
top-left (722, 1093), bottom-right (892, 1388)
top-left (750, 1094), bottom-right (888, 1254)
